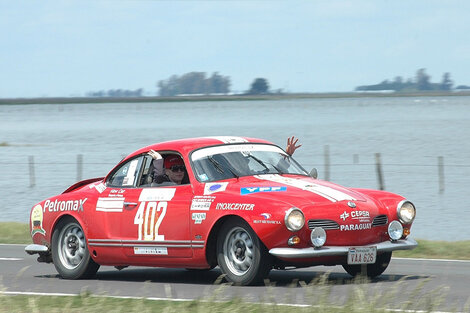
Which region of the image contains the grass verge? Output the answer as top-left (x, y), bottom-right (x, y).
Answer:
top-left (1, 222), bottom-right (469, 260)
top-left (0, 276), bottom-right (459, 313)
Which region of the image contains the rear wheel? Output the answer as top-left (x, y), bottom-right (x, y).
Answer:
top-left (342, 252), bottom-right (392, 278)
top-left (217, 218), bottom-right (271, 285)
top-left (52, 217), bottom-right (99, 279)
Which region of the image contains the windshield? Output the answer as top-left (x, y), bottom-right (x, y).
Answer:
top-left (191, 143), bottom-right (308, 182)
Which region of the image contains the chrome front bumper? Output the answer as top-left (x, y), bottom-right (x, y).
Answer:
top-left (25, 244), bottom-right (52, 263)
top-left (269, 238), bottom-right (417, 259)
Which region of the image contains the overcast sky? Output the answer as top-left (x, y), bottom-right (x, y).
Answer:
top-left (1, 1), bottom-right (469, 98)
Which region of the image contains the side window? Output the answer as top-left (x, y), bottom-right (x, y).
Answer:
top-left (108, 156), bottom-right (144, 188)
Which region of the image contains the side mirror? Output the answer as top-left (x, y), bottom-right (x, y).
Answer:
top-left (309, 168), bottom-right (318, 179)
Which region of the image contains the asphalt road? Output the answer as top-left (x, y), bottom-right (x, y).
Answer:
top-left (1, 244), bottom-right (469, 311)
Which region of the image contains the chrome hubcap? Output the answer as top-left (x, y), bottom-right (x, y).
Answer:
top-left (58, 224), bottom-right (86, 270)
top-left (223, 227), bottom-right (254, 276)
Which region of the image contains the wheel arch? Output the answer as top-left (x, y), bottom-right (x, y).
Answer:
top-left (205, 214), bottom-right (248, 267)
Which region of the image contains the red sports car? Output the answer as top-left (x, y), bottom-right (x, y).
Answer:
top-left (26, 136), bottom-right (417, 285)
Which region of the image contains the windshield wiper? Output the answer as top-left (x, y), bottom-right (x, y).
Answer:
top-left (246, 154), bottom-right (270, 173)
top-left (208, 156), bottom-right (239, 179)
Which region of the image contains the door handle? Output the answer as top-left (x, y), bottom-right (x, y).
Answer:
top-left (124, 202), bottom-right (138, 209)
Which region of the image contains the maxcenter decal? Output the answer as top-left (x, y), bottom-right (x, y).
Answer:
top-left (31, 204), bottom-right (45, 236)
top-left (44, 198), bottom-right (87, 212)
top-left (192, 212), bottom-right (206, 224)
top-left (241, 186), bottom-right (287, 195)
top-left (190, 196), bottom-right (215, 211)
top-left (255, 174), bottom-right (356, 202)
top-left (215, 203), bottom-right (254, 211)
top-left (340, 223), bottom-right (372, 231)
top-left (204, 182), bottom-right (228, 195)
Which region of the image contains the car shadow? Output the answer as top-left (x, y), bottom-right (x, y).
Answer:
top-left (89, 266), bottom-right (428, 287)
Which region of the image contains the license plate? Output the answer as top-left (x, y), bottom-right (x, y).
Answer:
top-left (347, 246), bottom-right (377, 264)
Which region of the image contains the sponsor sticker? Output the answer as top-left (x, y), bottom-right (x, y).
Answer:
top-left (96, 197), bottom-right (123, 212)
top-left (340, 223), bottom-right (372, 231)
top-left (134, 247), bottom-right (168, 255)
top-left (255, 174), bottom-right (356, 202)
top-left (215, 203), bottom-right (255, 211)
top-left (44, 198), bottom-right (87, 213)
top-left (340, 210), bottom-right (370, 222)
top-left (204, 182), bottom-right (228, 195)
top-left (241, 186), bottom-right (287, 195)
top-left (190, 196), bottom-right (215, 211)
top-left (139, 188), bottom-right (176, 202)
top-left (31, 204), bottom-right (45, 236)
top-left (192, 212), bottom-right (206, 224)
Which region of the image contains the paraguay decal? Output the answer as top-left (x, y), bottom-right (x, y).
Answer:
top-left (31, 204), bottom-right (45, 236)
top-left (241, 186), bottom-right (287, 195)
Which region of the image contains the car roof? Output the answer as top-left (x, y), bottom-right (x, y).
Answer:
top-left (125, 136), bottom-right (275, 160)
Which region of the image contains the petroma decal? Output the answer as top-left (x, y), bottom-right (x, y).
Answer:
top-left (340, 223), bottom-right (372, 231)
top-left (44, 198), bottom-right (87, 212)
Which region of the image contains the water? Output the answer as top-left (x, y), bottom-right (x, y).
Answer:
top-left (1, 96), bottom-right (469, 240)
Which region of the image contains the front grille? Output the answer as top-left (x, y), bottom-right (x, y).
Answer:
top-left (372, 215), bottom-right (388, 227)
top-left (308, 219), bottom-right (339, 230)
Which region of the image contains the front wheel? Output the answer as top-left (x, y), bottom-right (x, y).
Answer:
top-left (52, 217), bottom-right (99, 279)
top-left (342, 252), bottom-right (392, 278)
top-left (217, 219), bottom-right (271, 285)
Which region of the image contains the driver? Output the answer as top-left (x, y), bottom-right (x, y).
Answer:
top-left (148, 151), bottom-right (186, 185)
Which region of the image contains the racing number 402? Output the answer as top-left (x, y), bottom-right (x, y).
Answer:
top-left (134, 201), bottom-right (167, 241)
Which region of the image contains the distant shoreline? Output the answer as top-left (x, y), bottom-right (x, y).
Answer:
top-left (1, 91), bottom-right (470, 105)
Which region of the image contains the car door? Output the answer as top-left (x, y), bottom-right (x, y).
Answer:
top-left (117, 154), bottom-right (193, 259)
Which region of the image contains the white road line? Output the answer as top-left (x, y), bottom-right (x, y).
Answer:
top-left (0, 291), bottom-right (462, 313)
top-left (393, 257), bottom-right (470, 263)
top-left (0, 257), bottom-right (23, 261)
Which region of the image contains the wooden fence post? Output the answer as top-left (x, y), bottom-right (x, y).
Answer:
top-left (28, 156), bottom-right (35, 187)
top-left (77, 154), bottom-right (83, 182)
top-left (375, 153), bottom-right (385, 190)
top-left (438, 156), bottom-right (444, 193)
top-left (324, 145), bottom-right (330, 181)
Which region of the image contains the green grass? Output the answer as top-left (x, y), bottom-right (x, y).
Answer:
top-left (1, 222), bottom-right (469, 260)
top-left (0, 222), bottom-right (31, 244)
top-left (0, 277), bottom-right (456, 313)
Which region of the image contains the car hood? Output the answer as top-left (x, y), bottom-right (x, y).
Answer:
top-left (220, 174), bottom-right (384, 219)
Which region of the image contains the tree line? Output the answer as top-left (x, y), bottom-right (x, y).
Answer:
top-left (356, 68), bottom-right (470, 92)
top-left (86, 72), bottom-right (272, 98)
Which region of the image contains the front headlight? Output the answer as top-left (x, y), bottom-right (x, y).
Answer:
top-left (284, 208), bottom-right (305, 231)
top-left (388, 220), bottom-right (403, 241)
top-left (397, 200), bottom-right (416, 224)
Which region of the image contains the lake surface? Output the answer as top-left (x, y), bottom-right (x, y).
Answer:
top-left (1, 96), bottom-right (469, 240)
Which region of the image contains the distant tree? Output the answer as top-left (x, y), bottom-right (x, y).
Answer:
top-left (456, 85), bottom-right (470, 90)
top-left (249, 78), bottom-right (269, 94)
top-left (416, 68), bottom-right (431, 90)
top-left (157, 72), bottom-right (231, 96)
top-left (440, 72), bottom-right (453, 90)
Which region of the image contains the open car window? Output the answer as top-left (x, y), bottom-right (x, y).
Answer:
top-left (190, 143), bottom-right (308, 182)
top-left (107, 156), bottom-right (144, 188)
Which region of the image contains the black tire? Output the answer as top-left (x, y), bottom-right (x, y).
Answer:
top-left (216, 218), bottom-right (271, 285)
top-left (51, 217), bottom-right (100, 279)
top-left (342, 252), bottom-right (392, 278)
